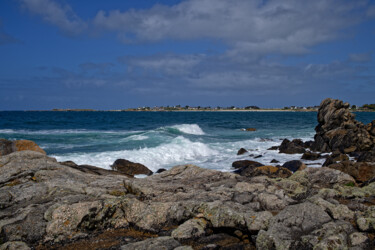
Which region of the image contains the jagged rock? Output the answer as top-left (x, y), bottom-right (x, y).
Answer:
top-left (282, 160), bottom-right (306, 172)
top-left (311, 98), bottom-right (375, 153)
top-left (279, 139), bottom-right (306, 154)
top-left (231, 160), bottom-right (263, 169)
top-left (111, 159), bottom-right (153, 176)
top-left (120, 236), bottom-right (181, 250)
top-left (328, 161), bottom-right (375, 183)
top-left (236, 148), bottom-right (248, 155)
top-left (301, 151), bottom-right (322, 160)
top-left (270, 159), bottom-right (279, 163)
top-left (256, 202), bottom-right (332, 249)
top-left (0, 139), bottom-right (46, 156)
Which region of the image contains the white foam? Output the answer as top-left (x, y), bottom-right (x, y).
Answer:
top-left (53, 136), bottom-right (217, 171)
top-left (127, 135), bottom-right (149, 141)
top-left (171, 124), bottom-right (205, 135)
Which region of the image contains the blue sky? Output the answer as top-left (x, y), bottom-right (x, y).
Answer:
top-left (0, 0), bottom-right (375, 110)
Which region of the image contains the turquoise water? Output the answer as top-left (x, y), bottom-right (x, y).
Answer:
top-left (1, 111), bottom-right (374, 171)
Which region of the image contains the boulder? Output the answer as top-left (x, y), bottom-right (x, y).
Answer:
top-left (328, 161), bottom-right (375, 183)
top-left (236, 148), bottom-right (248, 155)
top-left (111, 159), bottom-right (153, 176)
top-left (301, 151), bottom-right (322, 160)
top-left (0, 139), bottom-right (46, 156)
top-left (231, 160), bottom-right (263, 169)
top-left (282, 160), bottom-right (306, 172)
top-left (270, 159), bottom-right (279, 163)
top-left (279, 139), bottom-right (306, 154)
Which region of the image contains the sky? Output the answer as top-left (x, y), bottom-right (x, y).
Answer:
top-left (0, 0), bottom-right (375, 110)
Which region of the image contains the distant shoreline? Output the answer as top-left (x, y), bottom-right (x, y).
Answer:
top-left (1, 109), bottom-right (375, 112)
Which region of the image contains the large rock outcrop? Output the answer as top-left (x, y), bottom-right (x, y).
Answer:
top-left (1, 150), bottom-right (374, 249)
top-left (311, 98), bottom-right (375, 153)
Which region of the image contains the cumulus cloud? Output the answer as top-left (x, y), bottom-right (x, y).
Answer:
top-left (92, 0), bottom-right (367, 55)
top-left (20, 0), bottom-right (86, 35)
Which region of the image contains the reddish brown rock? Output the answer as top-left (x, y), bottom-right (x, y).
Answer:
top-left (0, 139), bottom-right (46, 156)
top-left (328, 161), bottom-right (375, 183)
top-left (14, 140), bottom-right (46, 155)
top-left (245, 128), bottom-right (256, 131)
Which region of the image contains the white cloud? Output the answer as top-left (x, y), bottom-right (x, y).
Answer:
top-left (92, 0), bottom-right (367, 55)
top-left (20, 0), bottom-right (86, 35)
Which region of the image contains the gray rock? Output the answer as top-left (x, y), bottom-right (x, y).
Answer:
top-left (171, 218), bottom-right (208, 240)
top-left (0, 241), bottom-right (30, 250)
top-left (256, 202), bottom-right (332, 249)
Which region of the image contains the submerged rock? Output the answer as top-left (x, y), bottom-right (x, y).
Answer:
top-left (279, 139), bottom-right (306, 154)
top-left (236, 148), bottom-right (248, 155)
top-left (282, 160), bottom-right (306, 172)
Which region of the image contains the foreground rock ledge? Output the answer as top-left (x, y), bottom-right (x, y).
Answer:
top-left (0, 151), bottom-right (374, 249)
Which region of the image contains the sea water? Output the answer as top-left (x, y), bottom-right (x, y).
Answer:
top-left (1, 111), bottom-right (374, 172)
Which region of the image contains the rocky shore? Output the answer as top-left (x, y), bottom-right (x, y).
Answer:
top-left (0, 98), bottom-right (374, 249)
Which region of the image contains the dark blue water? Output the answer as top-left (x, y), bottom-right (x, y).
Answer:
top-left (1, 111), bottom-right (374, 171)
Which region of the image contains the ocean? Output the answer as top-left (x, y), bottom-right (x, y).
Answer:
top-left (1, 111), bottom-right (374, 172)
